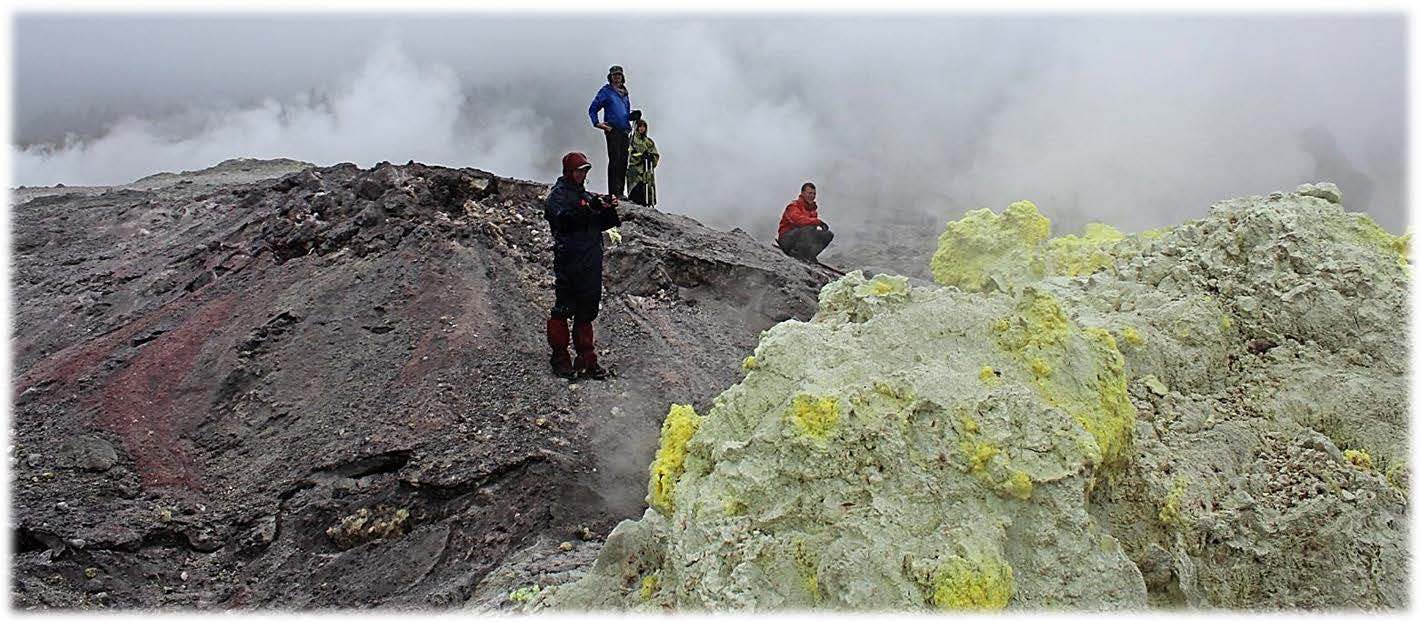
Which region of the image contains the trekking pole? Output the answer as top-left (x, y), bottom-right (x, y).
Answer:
top-left (647, 154), bottom-right (657, 207)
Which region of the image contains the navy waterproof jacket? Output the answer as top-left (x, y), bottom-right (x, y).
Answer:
top-left (588, 84), bottom-right (632, 132)
top-left (544, 176), bottom-right (622, 285)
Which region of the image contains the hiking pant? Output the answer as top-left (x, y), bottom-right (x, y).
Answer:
top-left (778, 225), bottom-right (834, 261)
top-left (551, 265), bottom-right (602, 324)
top-left (548, 264), bottom-right (602, 369)
top-left (629, 182), bottom-right (649, 206)
top-left (605, 129), bottom-right (630, 197)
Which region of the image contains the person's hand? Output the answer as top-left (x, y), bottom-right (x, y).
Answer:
top-left (605, 194), bottom-right (620, 208)
top-left (596, 123), bottom-right (612, 132)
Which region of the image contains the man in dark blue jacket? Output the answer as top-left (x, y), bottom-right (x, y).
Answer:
top-left (545, 151), bottom-right (621, 380)
top-left (588, 65), bottom-right (637, 199)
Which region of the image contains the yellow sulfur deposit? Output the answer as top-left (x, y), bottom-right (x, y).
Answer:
top-left (1003, 470), bottom-right (1034, 501)
top-left (931, 555), bottom-right (1015, 610)
top-left (931, 200), bottom-right (1049, 292)
top-left (1045, 223), bottom-right (1126, 277)
top-left (1158, 478), bottom-right (1188, 527)
top-left (647, 404), bottom-right (702, 515)
top-left (639, 574), bottom-right (661, 601)
top-left (991, 289), bottom-right (1071, 352)
top-left (1347, 213), bottom-right (1410, 270)
top-left (1344, 449), bottom-right (1374, 470)
top-left (792, 539), bottom-right (822, 602)
top-left (979, 366), bottom-right (999, 385)
top-left (787, 394), bottom-right (841, 439)
top-left (956, 411), bottom-right (1034, 501)
top-left (1120, 326), bottom-right (1144, 347)
top-left (992, 293), bottom-right (1135, 472)
top-left (856, 273), bottom-right (910, 298)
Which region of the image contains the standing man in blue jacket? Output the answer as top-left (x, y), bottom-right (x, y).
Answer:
top-left (588, 65), bottom-right (639, 199)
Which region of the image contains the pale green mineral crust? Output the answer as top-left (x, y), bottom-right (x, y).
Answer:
top-left (531, 183), bottom-right (1408, 612)
top-left (540, 276), bottom-right (1145, 611)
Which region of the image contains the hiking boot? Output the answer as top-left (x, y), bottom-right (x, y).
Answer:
top-left (572, 320), bottom-right (609, 380)
top-left (578, 361), bottom-right (610, 380)
top-left (550, 354), bottom-right (576, 379)
top-left (547, 316), bottom-right (575, 379)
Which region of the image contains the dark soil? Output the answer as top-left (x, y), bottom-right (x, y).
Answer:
top-left (9, 159), bottom-right (838, 609)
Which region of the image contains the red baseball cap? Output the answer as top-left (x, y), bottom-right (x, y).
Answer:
top-left (562, 152), bottom-right (592, 177)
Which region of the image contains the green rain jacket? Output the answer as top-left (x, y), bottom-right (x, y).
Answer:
top-left (627, 132), bottom-right (659, 194)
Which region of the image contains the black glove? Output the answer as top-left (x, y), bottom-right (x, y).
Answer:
top-left (629, 109), bottom-right (642, 122)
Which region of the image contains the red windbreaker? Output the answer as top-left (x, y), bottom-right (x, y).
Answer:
top-left (777, 197), bottom-right (823, 239)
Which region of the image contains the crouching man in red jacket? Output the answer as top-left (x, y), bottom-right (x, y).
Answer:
top-left (776, 182), bottom-right (834, 262)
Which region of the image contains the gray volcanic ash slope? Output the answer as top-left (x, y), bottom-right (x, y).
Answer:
top-left (9, 159), bottom-right (837, 608)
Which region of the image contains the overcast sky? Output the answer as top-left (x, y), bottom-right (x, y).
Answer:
top-left (11, 13), bottom-right (1408, 238)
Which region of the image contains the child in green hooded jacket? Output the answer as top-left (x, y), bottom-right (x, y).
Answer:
top-left (627, 118), bottom-right (659, 206)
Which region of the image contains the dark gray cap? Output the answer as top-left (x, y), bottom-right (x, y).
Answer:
top-left (608, 65), bottom-right (624, 76)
